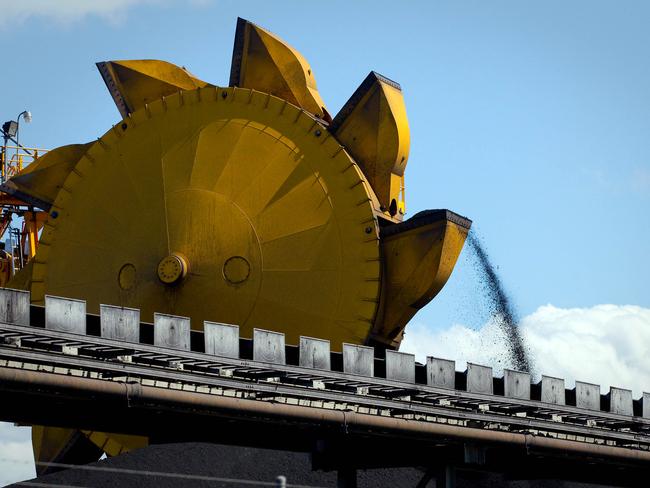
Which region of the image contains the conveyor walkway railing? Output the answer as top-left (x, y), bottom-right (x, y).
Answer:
top-left (0, 288), bottom-right (649, 486)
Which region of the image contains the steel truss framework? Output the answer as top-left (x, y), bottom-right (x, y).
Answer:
top-left (0, 297), bottom-right (649, 486)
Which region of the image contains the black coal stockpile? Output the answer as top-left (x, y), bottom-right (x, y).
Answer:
top-left (13, 443), bottom-right (603, 488)
top-left (466, 231), bottom-right (532, 373)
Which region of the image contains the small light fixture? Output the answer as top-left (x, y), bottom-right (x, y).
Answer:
top-left (2, 120), bottom-right (18, 138)
top-left (18, 110), bottom-right (31, 124)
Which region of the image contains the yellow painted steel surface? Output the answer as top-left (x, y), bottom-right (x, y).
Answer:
top-left (97, 60), bottom-right (210, 118)
top-left (32, 425), bottom-right (77, 474)
top-left (372, 212), bottom-right (471, 348)
top-left (7, 261), bottom-right (33, 291)
top-left (331, 72), bottom-right (410, 218)
top-left (81, 431), bottom-right (148, 457)
top-left (0, 258), bottom-right (11, 287)
top-left (32, 425), bottom-right (147, 472)
top-left (1, 144), bottom-right (90, 209)
top-left (6, 15), bottom-right (474, 353)
top-left (8, 17), bottom-right (472, 464)
top-left (230, 18), bottom-right (330, 121)
top-left (31, 87), bottom-right (381, 348)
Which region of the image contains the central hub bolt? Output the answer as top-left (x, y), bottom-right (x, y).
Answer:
top-left (157, 253), bottom-right (189, 285)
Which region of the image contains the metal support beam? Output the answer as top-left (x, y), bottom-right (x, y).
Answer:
top-left (1, 366), bottom-right (649, 466)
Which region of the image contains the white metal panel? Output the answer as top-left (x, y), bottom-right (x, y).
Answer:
top-left (504, 369), bottom-right (530, 400)
top-left (609, 387), bottom-right (633, 416)
top-left (643, 392), bottom-right (650, 419)
top-left (253, 329), bottom-right (285, 364)
top-left (153, 313), bottom-right (190, 350)
top-left (426, 357), bottom-right (455, 389)
top-left (0, 288), bottom-right (29, 325)
top-left (204, 321), bottom-right (239, 358)
top-left (466, 363), bottom-right (493, 394)
top-left (100, 304), bottom-right (139, 343)
top-left (385, 350), bottom-right (415, 383)
top-left (541, 376), bottom-right (565, 405)
top-left (342, 343), bottom-right (374, 377)
top-left (299, 336), bottom-right (330, 370)
top-left (575, 381), bottom-right (600, 411)
top-left (45, 295), bottom-right (86, 334)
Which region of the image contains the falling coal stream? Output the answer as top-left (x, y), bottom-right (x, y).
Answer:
top-left (466, 231), bottom-right (533, 373)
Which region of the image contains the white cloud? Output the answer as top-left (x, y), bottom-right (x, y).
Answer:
top-left (0, 422), bottom-right (35, 486)
top-left (0, 0), bottom-right (213, 29)
top-left (401, 304), bottom-right (650, 397)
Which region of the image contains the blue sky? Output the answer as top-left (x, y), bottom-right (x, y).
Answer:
top-left (0, 2), bottom-right (649, 482)
top-left (0, 0), bottom-right (648, 332)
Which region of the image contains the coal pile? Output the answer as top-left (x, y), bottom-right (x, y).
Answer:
top-left (14, 443), bottom-right (422, 488)
top-left (12, 442), bottom-right (606, 488)
top-left (466, 231), bottom-right (532, 373)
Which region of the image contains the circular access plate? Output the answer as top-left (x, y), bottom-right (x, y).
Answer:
top-left (32, 87), bottom-right (381, 347)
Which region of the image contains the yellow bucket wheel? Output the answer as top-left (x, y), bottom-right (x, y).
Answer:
top-left (7, 18), bottom-right (471, 468)
top-left (31, 86), bottom-right (381, 347)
